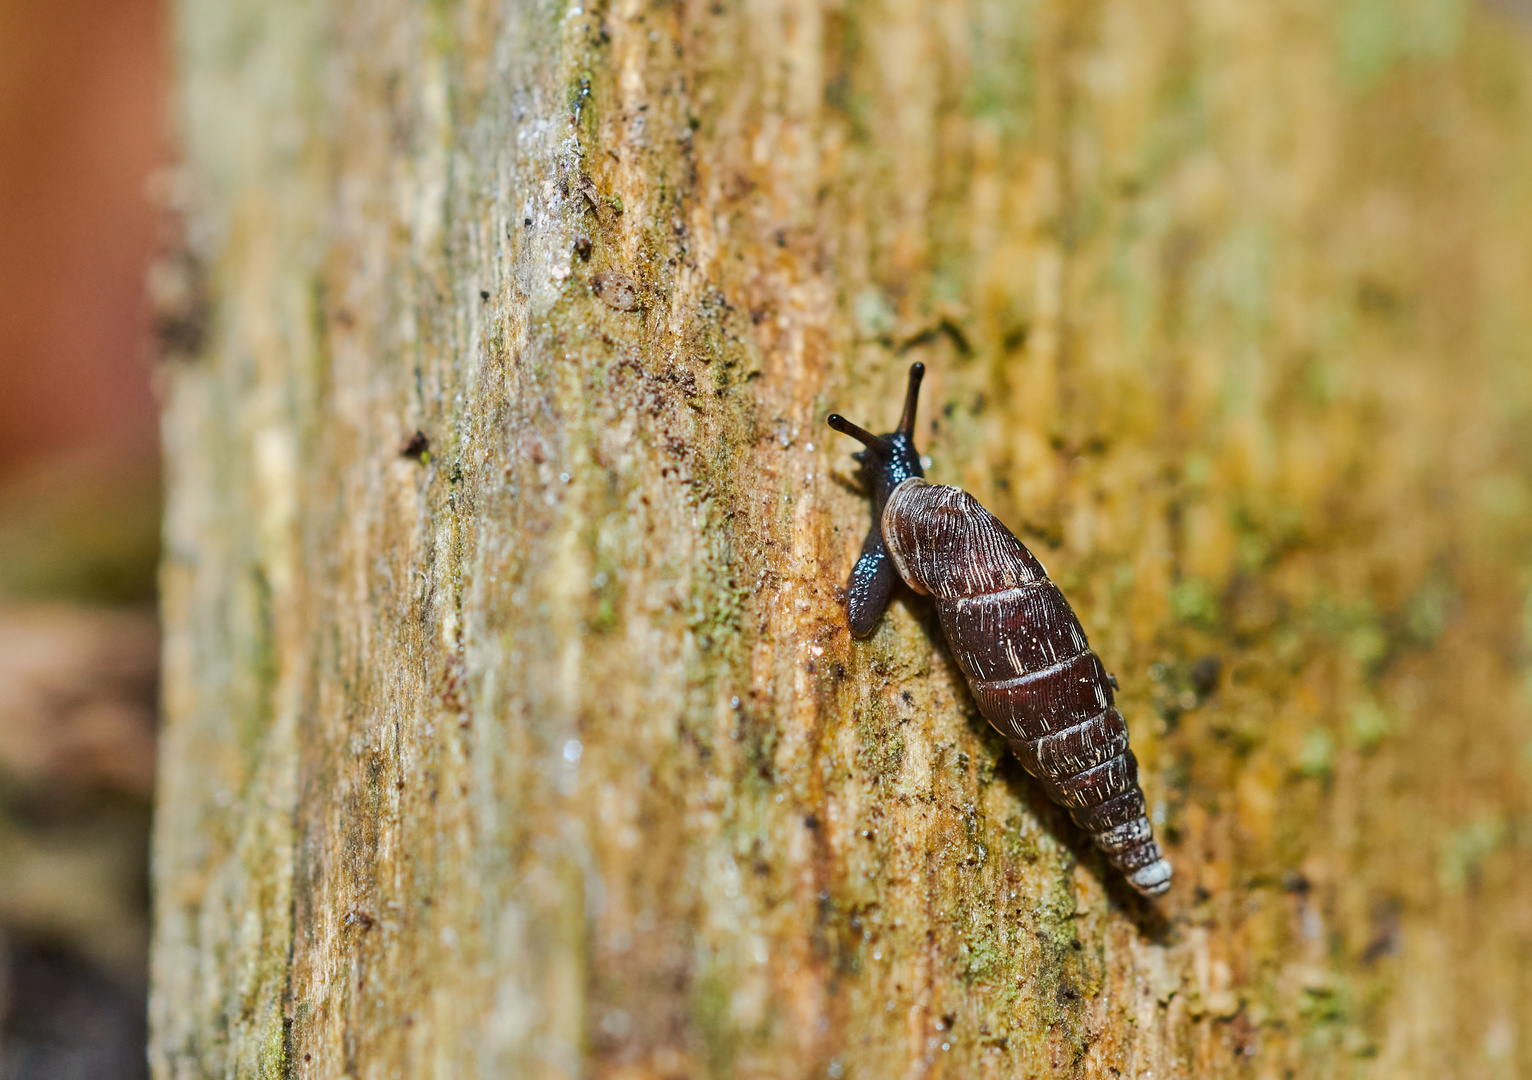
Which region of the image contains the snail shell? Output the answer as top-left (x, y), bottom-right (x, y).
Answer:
top-left (881, 478), bottom-right (1171, 896)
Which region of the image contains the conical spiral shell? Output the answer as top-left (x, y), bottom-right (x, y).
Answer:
top-left (882, 479), bottom-right (1171, 897)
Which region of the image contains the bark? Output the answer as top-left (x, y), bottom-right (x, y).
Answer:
top-left (152, 0), bottom-right (1532, 1077)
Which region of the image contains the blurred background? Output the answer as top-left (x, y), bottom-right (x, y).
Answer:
top-left (0, 0), bottom-right (167, 1075)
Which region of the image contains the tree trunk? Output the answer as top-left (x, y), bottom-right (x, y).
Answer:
top-left (151, 1), bottom-right (1532, 1076)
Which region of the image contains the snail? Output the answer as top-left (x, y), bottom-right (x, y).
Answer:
top-left (828, 363), bottom-right (1172, 897)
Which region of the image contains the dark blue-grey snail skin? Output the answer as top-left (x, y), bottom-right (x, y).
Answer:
top-left (827, 363), bottom-right (925, 638)
top-left (828, 363), bottom-right (1172, 898)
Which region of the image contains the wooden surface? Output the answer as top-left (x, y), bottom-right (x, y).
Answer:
top-left (152, 0), bottom-right (1532, 1076)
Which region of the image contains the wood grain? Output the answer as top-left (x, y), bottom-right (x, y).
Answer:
top-left (153, 0), bottom-right (1532, 1075)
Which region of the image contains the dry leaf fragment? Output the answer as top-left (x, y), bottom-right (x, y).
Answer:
top-left (576, 173), bottom-right (605, 223)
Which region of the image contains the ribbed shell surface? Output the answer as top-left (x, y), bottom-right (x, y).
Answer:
top-left (882, 479), bottom-right (1171, 896)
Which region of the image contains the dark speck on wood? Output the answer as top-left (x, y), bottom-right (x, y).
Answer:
top-left (400, 430), bottom-right (430, 462)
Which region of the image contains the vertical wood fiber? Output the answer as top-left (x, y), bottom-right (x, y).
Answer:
top-left (153, 0), bottom-right (1532, 1076)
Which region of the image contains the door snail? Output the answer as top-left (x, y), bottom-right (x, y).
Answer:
top-left (827, 363), bottom-right (1172, 898)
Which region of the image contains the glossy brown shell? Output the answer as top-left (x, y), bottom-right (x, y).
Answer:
top-left (883, 479), bottom-right (1172, 897)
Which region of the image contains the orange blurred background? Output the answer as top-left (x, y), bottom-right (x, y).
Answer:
top-left (0, 0), bottom-right (166, 1074)
top-left (0, 0), bottom-right (163, 476)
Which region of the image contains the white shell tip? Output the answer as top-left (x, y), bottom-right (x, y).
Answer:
top-left (1130, 859), bottom-right (1173, 897)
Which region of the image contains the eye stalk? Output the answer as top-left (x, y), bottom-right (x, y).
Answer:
top-left (827, 362), bottom-right (925, 501)
top-left (825, 361), bottom-right (924, 456)
top-left (896, 360), bottom-right (924, 440)
top-left (825, 413), bottom-right (889, 457)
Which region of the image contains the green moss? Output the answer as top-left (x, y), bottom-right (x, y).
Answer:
top-left (1230, 502), bottom-right (1305, 573)
top-left (1169, 577), bottom-right (1219, 629)
top-left (961, 922), bottom-right (1004, 984)
top-left (1403, 575), bottom-right (1452, 645)
top-left (692, 967), bottom-right (737, 1079)
top-left (959, 0), bottom-right (1038, 140)
top-left (1348, 700), bottom-right (1392, 753)
top-left (856, 707), bottom-right (904, 782)
top-left (853, 289), bottom-right (896, 337)
top-left (1200, 221), bottom-right (1275, 337)
top-left (1297, 728), bottom-right (1336, 779)
top-left (256, 1007), bottom-right (289, 1079)
top-left (1296, 977), bottom-right (1351, 1051)
top-left (1338, 0), bottom-right (1468, 93)
top-left (586, 556), bottom-right (622, 635)
top-left (1438, 816), bottom-right (1507, 894)
top-left (1309, 592), bottom-right (1388, 671)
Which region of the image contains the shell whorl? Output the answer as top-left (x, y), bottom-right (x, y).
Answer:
top-left (882, 479), bottom-right (1172, 897)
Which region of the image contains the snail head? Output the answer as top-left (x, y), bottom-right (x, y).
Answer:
top-left (826, 361), bottom-right (926, 509)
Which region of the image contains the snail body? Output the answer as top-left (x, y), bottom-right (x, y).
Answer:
top-left (828, 364), bottom-right (1171, 898)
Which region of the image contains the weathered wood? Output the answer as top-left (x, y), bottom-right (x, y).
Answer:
top-left (152, 0), bottom-right (1532, 1076)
